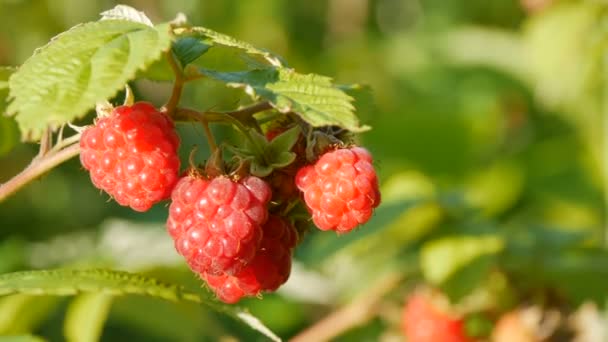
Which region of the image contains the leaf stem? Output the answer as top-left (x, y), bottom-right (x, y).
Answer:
top-left (0, 143), bottom-right (81, 203)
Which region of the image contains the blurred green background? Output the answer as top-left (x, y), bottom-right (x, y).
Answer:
top-left (1, 0), bottom-right (607, 340)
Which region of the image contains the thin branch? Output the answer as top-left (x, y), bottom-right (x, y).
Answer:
top-left (164, 50), bottom-right (184, 117)
top-left (290, 272), bottom-right (402, 342)
top-left (0, 143), bottom-right (81, 203)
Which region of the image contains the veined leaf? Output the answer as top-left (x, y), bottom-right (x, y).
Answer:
top-left (201, 68), bottom-right (368, 132)
top-left (179, 27), bottom-right (285, 67)
top-left (0, 269), bottom-right (281, 342)
top-left (8, 20), bottom-right (172, 141)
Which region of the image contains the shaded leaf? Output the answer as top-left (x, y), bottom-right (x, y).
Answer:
top-left (182, 27), bottom-right (284, 66)
top-left (64, 293), bottom-right (113, 342)
top-left (0, 269), bottom-right (281, 342)
top-left (201, 68), bottom-right (368, 132)
top-left (8, 20), bottom-right (172, 141)
top-left (172, 37), bottom-right (211, 68)
top-left (0, 295), bottom-right (60, 334)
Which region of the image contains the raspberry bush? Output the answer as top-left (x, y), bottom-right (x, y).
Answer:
top-left (1, 2), bottom-right (607, 341)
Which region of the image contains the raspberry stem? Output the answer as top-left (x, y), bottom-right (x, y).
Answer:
top-left (0, 142), bottom-right (81, 203)
top-left (164, 50), bottom-right (185, 118)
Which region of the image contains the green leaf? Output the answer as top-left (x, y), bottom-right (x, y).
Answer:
top-left (301, 199), bottom-right (420, 264)
top-left (268, 126), bottom-right (300, 156)
top-left (0, 336), bottom-right (47, 342)
top-left (100, 5), bottom-right (153, 26)
top-left (0, 269), bottom-right (281, 342)
top-left (183, 27), bottom-right (284, 67)
top-left (64, 293), bottom-right (113, 342)
top-left (0, 295), bottom-right (60, 334)
top-left (7, 20), bottom-right (172, 141)
top-left (421, 235), bottom-right (504, 286)
top-left (201, 68), bottom-right (368, 132)
top-left (172, 37), bottom-right (211, 68)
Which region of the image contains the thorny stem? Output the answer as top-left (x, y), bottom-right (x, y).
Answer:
top-left (0, 143), bottom-right (81, 203)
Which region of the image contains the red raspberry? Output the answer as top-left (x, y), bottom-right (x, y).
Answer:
top-left (167, 174), bottom-right (272, 275)
top-left (80, 102), bottom-right (180, 212)
top-left (202, 215), bottom-right (297, 303)
top-left (402, 292), bottom-right (470, 342)
top-left (295, 147), bottom-right (380, 233)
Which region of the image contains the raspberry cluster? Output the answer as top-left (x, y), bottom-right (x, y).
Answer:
top-left (80, 102), bottom-right (180, 212)
top-left (80, 103), bottom-right (381, 303)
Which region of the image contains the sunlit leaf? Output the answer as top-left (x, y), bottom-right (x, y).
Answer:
top-left (64, 293), bottom-right (113, 342)
top-left (7, 20), bottom-right (172, 141)
top-left (201, 67), bottom-right (368, 132)
top-left (0, 269), bottom-right (281, 342)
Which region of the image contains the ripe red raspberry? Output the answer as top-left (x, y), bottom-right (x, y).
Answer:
top-left (202, 215), bottom-right (297, 303)
top-left (80, 102), bottom-right (180, 212)
top-left (167, 174), bottom-right (272, 276)
top-left (402, 292), bottom-right (470, 342)
top-left (295, 147), bottom-right (380, 233)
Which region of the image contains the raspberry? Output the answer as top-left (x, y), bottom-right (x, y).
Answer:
top-left (402, 292), bottom-right (470, 342)
top-left (80, 102), bottom-right (180, 212)
top-left (167, 174), bottom-right (272, 275)
top-left (202, 215), bottom-right (297, 303)
top-left (295, 147), bottom-right (380, 233)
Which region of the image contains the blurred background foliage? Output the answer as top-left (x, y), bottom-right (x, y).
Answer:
top-left (1, 0), bottom-right (608, 340)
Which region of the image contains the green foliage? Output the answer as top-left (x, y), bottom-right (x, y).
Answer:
top-left (7, 20), bottom-right (172, 141)
top-left (0, 269), bottom-right (280, 341)
top-left (64, 293), bottom-right (113, 342)
top-left (0, 336), bottom-right (47, 342)
top-left (172, 37), bottom-right (212, 68)
top-left (201, 67), bottom-right (368, 132)
top-left (421, 235), bottom-right (504, 299)
top-left (183, 26), bottom-right (285, 67)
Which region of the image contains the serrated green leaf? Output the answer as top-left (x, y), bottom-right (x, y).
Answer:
top-left (421, 235), bottom-right (504, 285)
top-left (64, 293), bottom-right (113, 342)
top-left (8, 20), bottom-right (172, 141)
top-left (0, 336), bottom-right (47, 342)
top-left (201, 67), bottom-right (368, 132)
top-left (172, 37), bottom-right (211, 68)
top-left (182, 27), bottom-right (284, 67)
top-left (100, 5), bottom-right (153, 26)
top-left (0, 269), bottom-right (281, 342)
